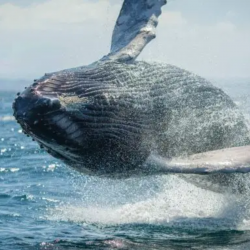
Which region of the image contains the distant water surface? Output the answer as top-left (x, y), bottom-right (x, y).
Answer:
top-left (1, 79), bottom-right (250, 250)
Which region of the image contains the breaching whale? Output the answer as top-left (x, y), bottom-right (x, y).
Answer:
top-left (13, 0), bottom-right (250, 192)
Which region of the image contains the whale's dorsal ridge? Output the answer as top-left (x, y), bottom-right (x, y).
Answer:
top-left (104, 0), bottom-right (167, 63)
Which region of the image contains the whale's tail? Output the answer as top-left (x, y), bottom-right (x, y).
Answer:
top-left (103, 0), bottom-right (167, 62)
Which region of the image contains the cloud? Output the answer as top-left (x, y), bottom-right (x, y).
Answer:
top-left (160, 11), bottom-right (187, 27)
top-left (0, 0), bottom-right (120, 29)
top-left (0, 0), bottom-right (122, 78)
top-left (0, 0), bottom-right (250, 79)
top-left (141, 10), bottom-right (250, 78)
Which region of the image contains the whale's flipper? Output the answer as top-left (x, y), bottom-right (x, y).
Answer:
top-left (105, 0), bottom-right (167, 62)
top-left (145, 146), bottom-right (250, 174)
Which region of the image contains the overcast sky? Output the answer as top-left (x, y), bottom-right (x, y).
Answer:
top-left (0, 0), bottom-right (250, 80)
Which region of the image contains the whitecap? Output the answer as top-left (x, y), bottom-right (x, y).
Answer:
top-left (47, 164), bottom-right (56, 171)
top-left (42, 197), bottom-right (60, 203)
top-left (0, 116), bottom-right (15, 121)
top-left (10, 168), bottom-right (20, 173)
top-left (1, 148), bottom-right (7, 153)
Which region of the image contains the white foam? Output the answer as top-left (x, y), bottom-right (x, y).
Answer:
top-left (0, 168), bottom-right (20, 173)
top-left (42, 197), bottom-right (60, 203)
top-left (1, 148), bottom-right (7, 154)
top-left (47, 175), bottom-right (249, 230)
top-left (10, 168), bottom-right (20, 172)
top-left (0, 116), bottom-right (15, 121)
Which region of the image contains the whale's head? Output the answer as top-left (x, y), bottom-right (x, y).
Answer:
top-left (12, 76), bottom-right (85, 167)
top-left (13, 84), bottom-right (61, 136)
top-left (13, 67), bottom-right (150, 177)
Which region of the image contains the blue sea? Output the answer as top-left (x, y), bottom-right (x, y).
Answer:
top-left (1, 79), bottom-right (250, 250)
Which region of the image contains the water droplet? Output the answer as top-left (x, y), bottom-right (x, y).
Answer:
top-left (1, 148), bottom-right (7, 153)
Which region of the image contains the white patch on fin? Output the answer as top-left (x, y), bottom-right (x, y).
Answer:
top-left (144, 146), bottom-right (250, 174)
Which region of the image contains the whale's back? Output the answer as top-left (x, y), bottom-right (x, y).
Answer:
top-left (112, 61), bottom-right (249, 157)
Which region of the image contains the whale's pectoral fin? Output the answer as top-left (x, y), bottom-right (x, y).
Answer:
top-left (103, 0), bottom-right (167, 62)
top-left (143, 146), bottom-right (250, 174)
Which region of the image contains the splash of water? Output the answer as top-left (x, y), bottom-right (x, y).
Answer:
top-left (47, 174), bottom-right (250, 231)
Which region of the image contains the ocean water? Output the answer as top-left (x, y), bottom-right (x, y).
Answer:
top-left (1, 80), bottom-right (250, 250)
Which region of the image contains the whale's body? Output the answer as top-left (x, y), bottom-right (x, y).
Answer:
top-left (12, 0), bottom-right (250, 192)
top-left (13, 61), bottom-right (250, 178)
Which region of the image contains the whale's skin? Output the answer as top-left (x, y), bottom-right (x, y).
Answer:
top-left (13, 60), bottom-right (250, 178)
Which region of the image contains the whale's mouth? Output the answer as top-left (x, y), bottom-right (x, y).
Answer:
top-left (13, 87), bottom-right (60, 128)
top-left (13, 85), bottom-right (60, 147)
top-left (12, 82), bottom-right (85, 164)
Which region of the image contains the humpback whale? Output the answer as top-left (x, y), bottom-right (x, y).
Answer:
top-left (13, 0), bottom-right (250, 192)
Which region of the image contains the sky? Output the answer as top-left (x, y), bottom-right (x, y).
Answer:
top-left (0, 0), bottom-right (250, 80)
